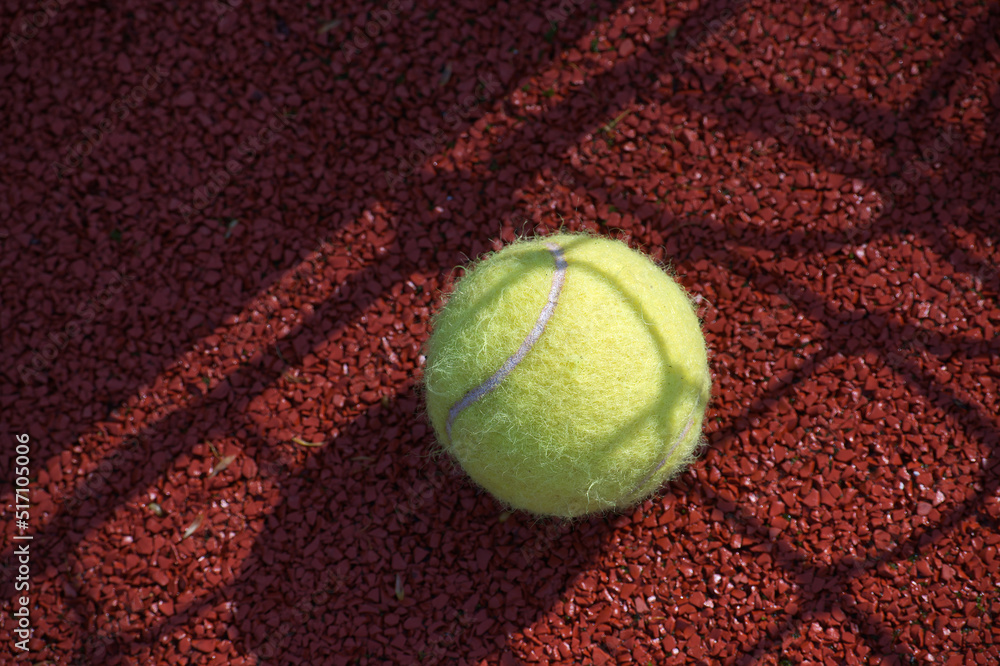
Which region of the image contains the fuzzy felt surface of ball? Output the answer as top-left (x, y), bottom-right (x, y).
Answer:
top-left (424, 232), bottom-right (711, 518)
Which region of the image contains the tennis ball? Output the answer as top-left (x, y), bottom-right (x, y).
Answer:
top-left (424, 232), bottom-right (711, 518)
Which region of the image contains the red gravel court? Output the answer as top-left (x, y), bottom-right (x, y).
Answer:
top-left (1, 0), bottom-right (998, 663)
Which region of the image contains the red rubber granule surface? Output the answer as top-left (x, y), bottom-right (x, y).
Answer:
top-left (1, 0), bottom-right (998, 664)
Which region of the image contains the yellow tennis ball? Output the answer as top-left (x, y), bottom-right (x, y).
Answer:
top-left (424, 232), bottom-right (711, 518)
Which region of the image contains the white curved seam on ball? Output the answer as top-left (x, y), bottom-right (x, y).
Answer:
top-left (446, 242), bottom-right (568, 439)
top-left (631, 398), bottom-right (701, 495)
